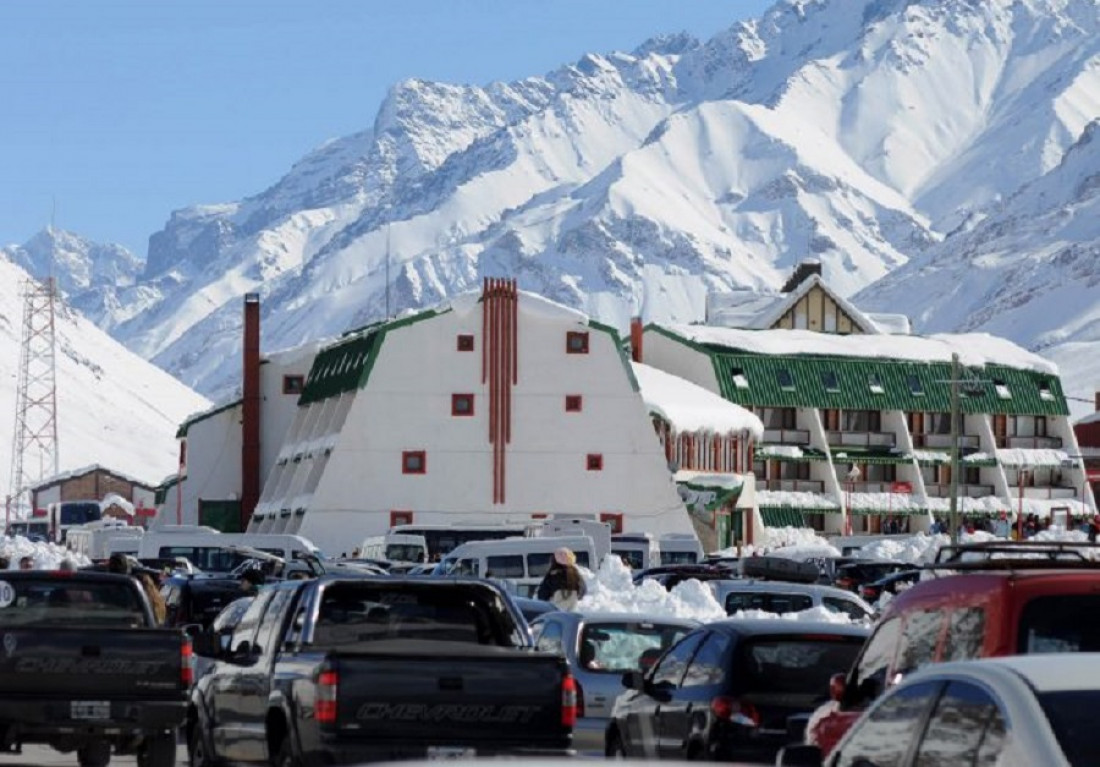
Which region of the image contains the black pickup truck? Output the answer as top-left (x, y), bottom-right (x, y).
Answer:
top-left (188, 576), bottom-right (575, 765)
top-left (0, 570), bottom-right (191, 767)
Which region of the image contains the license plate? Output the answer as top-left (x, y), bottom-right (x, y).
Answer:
top-left (427, 747), bottom-right (476, 760)
top-left (71, 701), bottom-right (110, 720)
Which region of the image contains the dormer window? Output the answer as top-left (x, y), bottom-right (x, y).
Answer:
top-left (777, 369), bottom-right (795, 391)
top-left (868, 374), bottom-right (884, 395)
top-left (993, 379), bottom-right (1012, 400)
top-left (822, 371), bottom-right (840, 393)
top-left (907, 374), bottom-right (924, 396)
top-left (731, 367), bottom-right (749, 389)
top-left (1039, 381), bottom-right (1055, 402)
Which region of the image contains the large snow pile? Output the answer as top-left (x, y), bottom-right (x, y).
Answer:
top-left (577, 556), bottom-right (726, 622)
top-left (0, 536), bottom-right (92, 569)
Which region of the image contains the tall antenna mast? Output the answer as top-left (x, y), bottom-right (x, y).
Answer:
top-left (385, 222), bottom-right (391, 320)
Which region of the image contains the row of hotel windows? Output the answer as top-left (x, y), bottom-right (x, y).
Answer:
top-left (733, 366), bottom-right (1056, 401)
top-left (387, 509), bottom-right (626, 532)
top-left (400, 450), bottom-right (604, 474)
top-left (280, 331), bottom-right (594, 396)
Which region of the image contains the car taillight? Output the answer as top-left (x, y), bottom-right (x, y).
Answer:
top-left (573, 677), bottom-right (585, 718)
top-left (860, 586), bottom-right (875, 599)
top-left (181, 638), bottom-right (194, 686)
top-left (316, 665), bottom-right (338, 724)
top-left (710, 696), bottom-right (760, 727)
top-left (561, 674), bottom-right (578, 727)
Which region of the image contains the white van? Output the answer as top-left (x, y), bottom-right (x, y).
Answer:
top-left (611, 533), bottom-right (660, 571)
top-left (535, 517), bottom-right (611, 563)
top-left (437, 535), bottom-right (599, 598)
top-left (658, 533), bottom-right (704, 565)
top-left (66, 520), bottom-right (144, 560)
top-left (137, 530), bottom-right (319, 573)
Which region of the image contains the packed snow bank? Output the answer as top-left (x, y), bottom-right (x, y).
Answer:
top-left (0, 536), bottom-right (91, 569)
top-left (577, 556), bottom-right (726, 622)
top-left (731, 605), bottom-right (865, 625)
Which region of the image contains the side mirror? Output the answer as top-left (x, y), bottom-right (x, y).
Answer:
top-left (181, 623), bottom-right (203, 640)
top-left (829, 672), bottom-right (847, 702)
top-left (776, 744), bottom-right (823, 767)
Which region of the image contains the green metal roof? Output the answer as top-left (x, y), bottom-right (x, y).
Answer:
top-left (299, 307), bottom-right (442, 406)
top-left (647, 326), bottom-right (1069, 416)
top-left (176, 399), bottom-right (242, 438)
top-left (760, 507), bottom-right (807, 527)
top-left (758, 503), bottom-right (841, 515)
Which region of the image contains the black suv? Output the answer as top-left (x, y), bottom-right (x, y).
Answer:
top-left (160, 574), bottom-right (251, 628)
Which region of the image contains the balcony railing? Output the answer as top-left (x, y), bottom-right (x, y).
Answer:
top-left (842, 481), bottom-right (904, 494)
top-left (924, 483), bottom-right (996, 498)
top-left (913, 434), bottom-right (981, 449)
top-left (762, 428), bottom-right (810, 445)
top-left (827, 431), bottom-right (897, 448)
top-left (762, 479), bottom-right (825, 493)
top-left (1003, 435), bottom-right (1063, 449)
top-left (1021, 486), bottom-right (1078, 500)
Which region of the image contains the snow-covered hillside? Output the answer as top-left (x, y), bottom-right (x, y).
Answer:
top-left (7, 0), bottom-right (1099, 416)
top-left (0, 253), bottom-right (210, 496)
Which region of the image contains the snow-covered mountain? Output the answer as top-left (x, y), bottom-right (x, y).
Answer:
top-left (12, 0), bottom-right (1100, 419)
top-left (0, 252), bottom-right (210, 497)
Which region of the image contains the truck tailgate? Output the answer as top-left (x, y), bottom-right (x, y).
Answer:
top-left (331, 643), bottom-right (568, 747)
top-left (0, 627), bottom-right (185, 698)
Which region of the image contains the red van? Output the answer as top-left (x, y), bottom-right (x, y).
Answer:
top-left (806, 540), bottom-right (1100, 755)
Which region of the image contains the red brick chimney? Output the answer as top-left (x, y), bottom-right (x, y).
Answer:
top-left (630, 317), bottom-right (643, 363)
top-left (241, 294), bottom-right (261, 530)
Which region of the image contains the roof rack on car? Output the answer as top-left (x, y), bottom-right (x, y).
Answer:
top-left (927, 540), bottom-right (1100, 573)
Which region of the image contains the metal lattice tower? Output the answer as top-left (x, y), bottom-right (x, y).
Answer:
top-left (8, 276), bottom-right (60, 515)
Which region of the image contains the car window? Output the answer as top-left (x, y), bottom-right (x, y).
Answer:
top-left (534, 620), bottom-right (564, 653)
top-left (767, 593), bottom-right (814, 614)
top-left (485, 555), bottom-right (523, 579)
top-left (834, 680), bottom-right (941, 767)
top-left (211, 596), bottom-right (253, 633)
top-left (1018, 595), bottom-right (1100, 653)
top-left (849, 617), bottom-right (901, 706)
top-left (230, 589), bottom-right (276, 652)
top-left (681, 631), bottom-right (731, 688)
top-left (824, 595), bottom-right (872, 621)
top-left (940, 608), bottom-right (986, 662)
top-left (895, 609), bottom-right (945, 676)
top-left (915, 681), bottom-right (1005, 767)
top-left (737, 634), bottom-right (864, 695)
top-left (651, 631), bottom-right (705, 689)
top-left (1036, 690), bottom-right (1100, 767)
top-left (579, 621), bottom-right (692, 674)
top-left (252, 587), bottom-right (297, 656)
top-left (527, 552), bottom-right (553, 578)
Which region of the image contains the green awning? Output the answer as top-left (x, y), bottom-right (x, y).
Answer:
top-left (760, 507), bottom-right (807, 527)
top-left (832, 450), bottom-right (913, 465)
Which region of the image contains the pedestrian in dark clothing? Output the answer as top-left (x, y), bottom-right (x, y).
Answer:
top-left (240, 567), bottom-right (265, 595)
top-left (536, 547), bottom-right (587, 610)
top-left (108, 553), bottom-right (166, 624)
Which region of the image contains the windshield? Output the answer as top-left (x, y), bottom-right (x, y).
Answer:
top-left (0, 578), bottom-right (146, 627)
top-left (58, 502), bottom-right (102, 526)
top-left (578, 621), bottom-right (692, 674)
top-left (613, 549), bottom-right (645, 570)
top-left (1019, 595), bottom-right (1100, 653)
top-left (1037, 691), bottom-right (1100, 767)
top-left (660, 550), bottom-right (699, 565)
top-left (386, 543), bottom-right (426, 563)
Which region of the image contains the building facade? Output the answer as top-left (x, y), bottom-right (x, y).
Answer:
top-left (31, 464), bottom-right (156, 520)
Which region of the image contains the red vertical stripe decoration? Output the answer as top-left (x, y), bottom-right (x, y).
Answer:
top-left (482, 278), bottom-right (519, 504)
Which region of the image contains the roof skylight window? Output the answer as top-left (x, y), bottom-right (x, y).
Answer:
top-left (868, 374), bottom-right (885, 395)
top-left (907, 374), bottom-right (924, 396)
top-left (777, 369), bottom-right (795, 391)
top-left (993, 379), bottom-right (1012, 400)
top-left (730, 367), bottom-right (749, 389)
top-left (1039, 381), bottom-right (1056, 402)
top-left (822, 371), bottom-right (840, 393)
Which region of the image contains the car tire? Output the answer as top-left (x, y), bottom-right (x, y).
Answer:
top-left (138, 731), bottom-right (176, 767)
top-left (77, 740), bottom-right (111, 767)
top-left (188, 722), bottom-right (215, 767)
top-left (274, 736), bottom-right (301, 767)
top-left (605, 730), bottom-right (627, 759)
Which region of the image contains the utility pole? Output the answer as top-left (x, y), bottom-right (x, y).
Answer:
top-left (948, 353), bottom-right (961, 542)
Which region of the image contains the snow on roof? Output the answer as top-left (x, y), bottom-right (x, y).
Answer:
top-left (100, 493), bottom-right (134, 513)
top-left (754, 275), bottom-right (877, 334)
top-left (674, 471), bottom-right (744, 490)
top-left (994, 448), bottom-right (1075, 467)
top-left (447, 287), bottom-right (588, 325)
top-left (633, 362), bottom-right (764, 439)
top-left (664, 325), bottom-right (1059, 375)
top-left (865, 313), bottom-right (912, 335)
top-left (1079, 410), bottom-right (1100, 426)
top-left (30, 463), bottom-right (156, 491)
top-left (757, 489), bottom-right (840, 510)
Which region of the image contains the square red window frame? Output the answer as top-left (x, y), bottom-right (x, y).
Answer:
top-left (586, 453), bottom-right (603, 471)
top-left (402, 450), bottom-right (427, 474)
top-left (565, 395), bottom-right (583, 412)
top-left (600, 512), bottom-right (624, 534)
top-left (283, 374), bottom-right (305, 395)
top-left (452, 393), bottom-right (475, 416)
top-left (457, 334), bottom-right (475, 352)
top-left (566, 331), bottom-right (590, 354)
top-left (390, 510), bottom-right (414, 527)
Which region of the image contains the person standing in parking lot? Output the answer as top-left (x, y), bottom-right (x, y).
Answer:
top-left (536, 547), bottom-right (587, 610)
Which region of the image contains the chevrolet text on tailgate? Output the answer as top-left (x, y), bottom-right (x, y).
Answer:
top-left (187, 575), bottom-right (575, 765)
top-left (0, 571), bottom-right (191, 767)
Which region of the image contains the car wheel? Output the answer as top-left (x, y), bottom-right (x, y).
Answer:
top-left (77, 740), bottom-right (111, 767)
top-left (137, 731), bottom-right (176, 767)
top-left (188, 722), bottom-right (215, 767)
top-left (605, 730), bottom-right (627, 759)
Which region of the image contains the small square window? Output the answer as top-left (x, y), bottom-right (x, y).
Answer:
top-left (993, 379), bottom-right (1012, 400)
top-left (822, 371), bottom-right (840, 392)
top-left (868, 374), bottom-right (884, 395)
top-left (907, 374), bottom-right (924, 396)
top-left (777, 369), bottom-right (795, 391)
top-left (600, 512), bottom-right (624, 534)
top-left (1039, 381), bottom-right (1055, 402)
top-left (390, 510), bottom-right (414, 527)
top-left (586, 453), bottom-right (603, 471)
top-left (283, 375), bottom-right (305, 395)
top-left (566, 331), bottom-right (590, 354)
top-left (730, 367), bottom-right (749, 389)
top-left (402, 450), bottom-right (426, 474)
top-left (452, 393), bottom-right (475, 416)
top-left (565, 395), bottom-right (583, 412)
top-left (457, 334), bottom-right (475, 352)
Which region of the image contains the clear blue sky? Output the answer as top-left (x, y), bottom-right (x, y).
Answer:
top-left (0, 1), bottom-right (773, 256)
